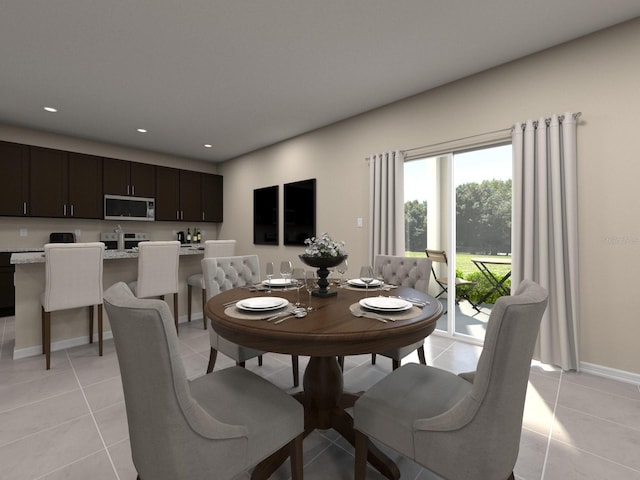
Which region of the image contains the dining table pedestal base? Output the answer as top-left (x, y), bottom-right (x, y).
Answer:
top-left (250, 356), bottom-right (400, 480)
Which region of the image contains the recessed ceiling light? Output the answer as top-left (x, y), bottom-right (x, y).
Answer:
top-left (43, 107), bottom-right (58, 113)
top-left (137, 128), bottom-right (148, 133)
top-left (204, 144), bottom-right (213, 148)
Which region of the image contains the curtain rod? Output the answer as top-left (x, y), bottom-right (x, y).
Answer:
top-left (513, 111), bottom-right (582, 130)
top-left (400, 112), bottom-right (581, 156)
top-left (401, 127), bottom-right (511, 155)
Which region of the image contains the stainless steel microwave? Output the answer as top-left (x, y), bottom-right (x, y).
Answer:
top-left (104, 195), bottom-right (155, 221)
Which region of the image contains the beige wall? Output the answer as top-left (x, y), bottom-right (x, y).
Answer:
top-left (0, 124), bottom-right (222, 248)
top-left (218, 18), bottom-right (640, 375)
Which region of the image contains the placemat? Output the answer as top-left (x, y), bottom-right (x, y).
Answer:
top-left (224, 303), bottom-right (294, 320)
top-left (349, 302), bottom-right (421, 321)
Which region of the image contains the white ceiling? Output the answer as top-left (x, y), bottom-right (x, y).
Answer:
top-left (1, 1), bottom-right (639, 163)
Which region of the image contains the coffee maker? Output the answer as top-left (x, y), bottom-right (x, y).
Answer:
top-left (177, 231), bottom-right (186, 244)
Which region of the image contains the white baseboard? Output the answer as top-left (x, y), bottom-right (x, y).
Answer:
top-left (13, 331), bottom-right (115, 360)
top-left (13, 313), bottom-right (201, 360)
top-left (580, 361), bottom-right (640, 386)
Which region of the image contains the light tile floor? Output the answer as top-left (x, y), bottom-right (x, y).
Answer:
top-left (1, 314), bottom-right (639, 480)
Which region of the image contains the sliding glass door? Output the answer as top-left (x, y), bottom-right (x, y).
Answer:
top-left (404, 144), bottom-right (512, 342)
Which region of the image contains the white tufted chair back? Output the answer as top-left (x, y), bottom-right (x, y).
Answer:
top-left (202, 255), bottom-right (261, 298)
top-left (373, 255), bottom-right (432, 293)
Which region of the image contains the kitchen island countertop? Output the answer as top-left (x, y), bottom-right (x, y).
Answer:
top-left (10, 245), bottom-right (204, 265)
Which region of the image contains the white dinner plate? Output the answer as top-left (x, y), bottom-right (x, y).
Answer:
top-left (359, 297), bottom-right (412, 312)
top-left (261, 278), bottom-right (295, 288)
top-left (348, 278), bottom-right (383, 288)
top-left (236, 297), bottom-right (288, 311)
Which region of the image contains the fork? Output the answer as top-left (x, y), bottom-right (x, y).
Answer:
top-left (352, 310), bottom-right (389, 323)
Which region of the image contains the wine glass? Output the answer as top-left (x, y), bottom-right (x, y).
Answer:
top-left (265, 262), bottom-right (274, 294)
top-left (359, 265), bottom-right (375, 298)
top-left (305, 270), bottom-right (318, 311)
top-left (292, 268), bottom-right (305, 307)
top-left (336, 258), bottom-right (348, 287)
top-left (280, 260), bottom-right (293, 288)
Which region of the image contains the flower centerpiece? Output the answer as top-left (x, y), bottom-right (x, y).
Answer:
top-left (299, 233), bottom-right (348, 297)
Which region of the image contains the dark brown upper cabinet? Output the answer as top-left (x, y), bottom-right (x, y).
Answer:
top-left (29, 147), bottom-right (67, 218)
top-left (68, 153), bottom-right (103, 218)
top-left (0, 141), bottom-right (30, 216)
top-left (201, 173), bottom-right (223, 222)
top-left (155, 166), bottom-right (181, 221)
top-left (179, 170), bottom-right (202, 222)
top-left (30, 147), bottom-right (103, 219)
top-left (155, 168), bottom-right (222, 222)
top-left (103, 158), bottom-right (155, 198)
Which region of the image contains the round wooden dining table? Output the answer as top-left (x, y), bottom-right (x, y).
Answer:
top-left (205, 284), bottom-right (443, 480)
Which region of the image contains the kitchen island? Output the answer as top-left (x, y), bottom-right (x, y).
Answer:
top-left (10, 246), bottom-right (205, 360)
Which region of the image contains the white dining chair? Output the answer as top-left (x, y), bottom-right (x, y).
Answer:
top-left (187, 239), bottom-right (236, 328)
top-left (372, 254), bottom-right (432, 369)
top-left (354, 280), bottom-right (548, 480)
top-left (127, 241), bottom-right (180, 333)
top-left (41, 242), bottom-right (105, 370)
top-left (103, 282), bottom-right (304, 480)
top-left (202, 256), bottom-right (300, 387)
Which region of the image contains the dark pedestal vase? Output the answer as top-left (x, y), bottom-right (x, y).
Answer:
top-left (299, 255), bottom-right (347, 297)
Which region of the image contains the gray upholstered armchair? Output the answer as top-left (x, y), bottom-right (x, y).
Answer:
top-left (371, 254), bottom-right (432, 369)
top-left (354, 279), bottom-right (548, 480)
top-left (202, 255), bottom-right (300, 386)
top-left (103, 282), bottom-right (304, 480)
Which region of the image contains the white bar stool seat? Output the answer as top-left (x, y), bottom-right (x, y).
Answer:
top-left (41, 242), bottom-right (105, 370)
top-left (127, 241), bottom-right (180, 333)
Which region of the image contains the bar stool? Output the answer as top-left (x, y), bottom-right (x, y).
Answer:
top-left (187, 239), bottom-right (236, 329)
top-left (41, 242), bottom-right (105, 370)
top-left (127, 241), bottom-right (180, 332)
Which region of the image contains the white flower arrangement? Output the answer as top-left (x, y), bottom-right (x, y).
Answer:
top-left (303, 233), bottom-right (346, 258)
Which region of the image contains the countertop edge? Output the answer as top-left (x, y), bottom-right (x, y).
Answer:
top-left (10, 247), bottom-right (204, 265)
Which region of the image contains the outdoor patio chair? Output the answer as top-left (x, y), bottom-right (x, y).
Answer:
top-left (425, 249), bottom-right (479, 311)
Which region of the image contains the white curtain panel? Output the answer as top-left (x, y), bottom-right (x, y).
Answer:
top-left (368, 151), bottom-right (405, 263)
top-left (512, 113), bottom-right (580, 371)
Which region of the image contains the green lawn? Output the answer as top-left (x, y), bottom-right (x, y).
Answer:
top-left (405, 251), bottom-right (510, 276)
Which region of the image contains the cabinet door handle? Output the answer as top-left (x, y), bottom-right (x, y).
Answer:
top-left (127, 185), bottom-right (131, 195)
top-left (23, 202), bottom-right (27, 215)
top-left (202, 211), bottom-right (205, 221)
top-left (176, 211), bottom-right (179, 220)
top-left (181, 211), bottom-right (184, 220)
top-left (71, 204), bottom-right (74, 217)
top-left (63, 204), bottom-right (67, 216)
top-left (132, 185), bottom-right (135, 196)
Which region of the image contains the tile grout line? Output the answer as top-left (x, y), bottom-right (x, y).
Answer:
top-left (540, 369), bottom-right (563, 480)
top-left (548, 436), bottom-right (640, 475)
top-left (32, 448), bottom-right (108, 480)
top-left (0, 385), bottom-right (82, 415)
top-left (66, 349), bottom-right (122, 480)
top-left (556, 404), bottom-right (640, 433)
top-left (0, 411), bottom-right (93, 449)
